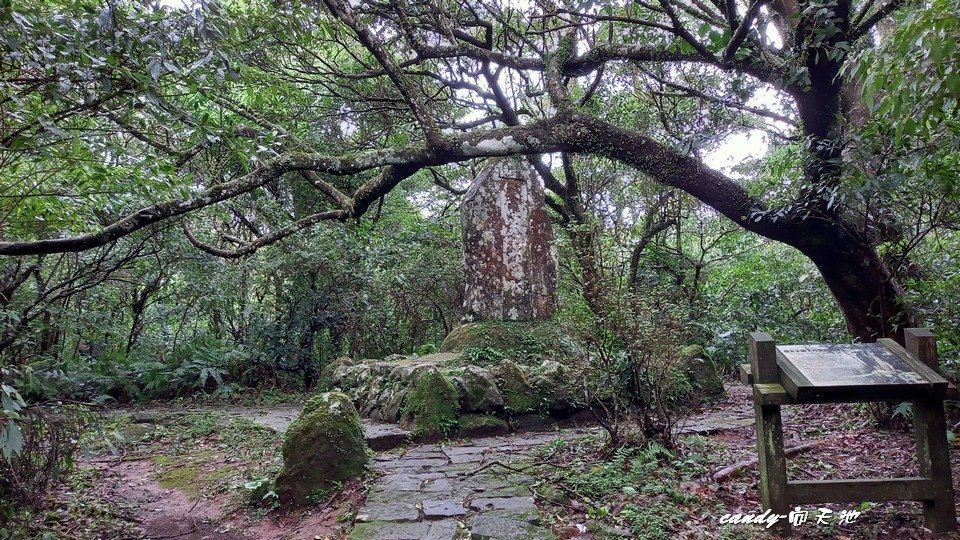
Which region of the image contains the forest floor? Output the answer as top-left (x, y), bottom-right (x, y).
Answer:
top-left (541, 383), bottom-right (960, 540)
top-left (66, 404), bottom-right (364, 540)
top-left (16, 382), bottom-right (960, 539)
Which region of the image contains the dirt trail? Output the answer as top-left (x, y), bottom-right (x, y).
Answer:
top-left (92, 398), bottom-right (761, 539)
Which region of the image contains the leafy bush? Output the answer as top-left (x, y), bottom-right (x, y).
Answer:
top-left (1, 374), bottom-right (27, 461)
top-left (698, 239), bottom-right (847, 369)
top-left (243, 476), bottom-right (278, 507)
top-left (462, 347), bottom-right (508, 367)
top-left (0, 402), bottom-right (98, 515)
top-left (16, 336), bottom-right (232, 402)
top-left (540, 438), bottom-right (713, 540)
top-left (576, 286), bottom-right (700, 448)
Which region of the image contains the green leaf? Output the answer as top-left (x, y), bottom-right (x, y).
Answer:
top-left (1, 420), bottom-right (23, 460)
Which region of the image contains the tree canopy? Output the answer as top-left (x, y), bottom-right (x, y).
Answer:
top-left (1, 0), bottom-right (958, 342)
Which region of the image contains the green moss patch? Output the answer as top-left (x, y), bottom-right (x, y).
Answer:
top-left (152, 454), bottom-right (202, 499)
top-left (439, 321), bottom-right (574, 359)
top-left (495, 360), bottom-right (539, 414)
top-left (275, 392), bottom-right (369, 506)
top-left (401, 367), bottom-right (460, 438)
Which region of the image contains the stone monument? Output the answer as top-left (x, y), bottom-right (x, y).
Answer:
top-left (460, 159), bottom-right (557, 321)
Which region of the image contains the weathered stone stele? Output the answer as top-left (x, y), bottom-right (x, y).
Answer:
top-left (461, 159), bottom-right (557, 321)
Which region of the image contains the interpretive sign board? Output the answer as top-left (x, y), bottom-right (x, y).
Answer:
top-left (741, 329), bottom-right (956, 536)
top-left (776, 342), bottom-right (948, 402)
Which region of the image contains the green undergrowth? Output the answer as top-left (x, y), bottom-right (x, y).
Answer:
top-left (533, 435), bottom-right (730, 540)
top-left (440, 320), bottom-right (577, 359)
top-left (98, 411), bottom-right (281, 502)
top-left (0, 467), bottom-right (143, 540)
top-left (176, 387), bottom-right (307, 407)
top-left (165, 413), bottom-right (281, 494)
top-left (5, 410), bottom-right (286, 538)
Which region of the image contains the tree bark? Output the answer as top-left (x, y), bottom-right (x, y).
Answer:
top-left (792, 221), bottom-right (908, 341)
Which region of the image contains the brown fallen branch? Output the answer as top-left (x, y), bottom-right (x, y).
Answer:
top-left (711, 441), bottom-right (822, 483)
top-left (459, 444), bottom-right (565, 478)
top-left (460, 459), bottom-right (530, 478)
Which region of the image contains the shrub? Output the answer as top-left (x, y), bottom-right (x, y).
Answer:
top-left (0, 402), bottom-right (98, 515)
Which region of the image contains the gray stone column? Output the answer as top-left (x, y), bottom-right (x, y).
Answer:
top-left (460, 159), bottom-right (557, 321)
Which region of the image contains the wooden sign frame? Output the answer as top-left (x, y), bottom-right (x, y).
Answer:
top-left (774, 341), bottom-right (949, 402)
top-left (740, 329), bottom-right (957, 535)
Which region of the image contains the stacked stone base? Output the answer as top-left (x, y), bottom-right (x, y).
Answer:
top-left (323, 351), bottom-right (585, 439)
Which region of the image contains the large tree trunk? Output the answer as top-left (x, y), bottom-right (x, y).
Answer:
top-left (568, 226), bottom-right (606, 318)
top-left (794, 222), bottom-right (908, 342)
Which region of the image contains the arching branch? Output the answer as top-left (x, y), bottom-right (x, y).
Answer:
top-left (182, 209), bottom-right (346, 258)
top-left (2, 115), bottom-right (795, 257)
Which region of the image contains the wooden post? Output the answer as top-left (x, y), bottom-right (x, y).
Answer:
top-left (750, 332), bottom-right (790, 535)
top-left (905, 328), bottom-right (939, 371)
top-left (750, 332), bottom-right (778, 384)
top-left (905, 329), bottom-right (957, 532)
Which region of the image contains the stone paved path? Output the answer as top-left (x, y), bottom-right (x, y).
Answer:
top-left (349, 428), bottom-right (600, 540)
top-left (120, 405), bottom-right (414, 450)
top-left (113, 391), bottom-right (760, 539)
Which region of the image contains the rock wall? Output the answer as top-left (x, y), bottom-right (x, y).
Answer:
top-left (324, 353), bottom-right (583, 424)
top-left (461, 159), bottom-right (557, 321)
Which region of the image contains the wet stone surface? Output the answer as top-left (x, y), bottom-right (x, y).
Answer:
top-left (348, 429), bottom-right (600, 540)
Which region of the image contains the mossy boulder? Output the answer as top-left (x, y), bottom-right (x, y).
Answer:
top-left (495, 360), bottom-right (539, 414)
top-left (319, 356), bottom-right (355, 385)
top-left (440, 321), bottom-right (573, 358)
top-left (679, 345), bottom-right (724, 399)
top-left (530, 360), bottom-right (579, 414)
top-left (275, 392), bottom-right (368, 506)
top-left (457, 366), bottom-right (504, 413)
top-left (400, 367), bottom-right (460, 439)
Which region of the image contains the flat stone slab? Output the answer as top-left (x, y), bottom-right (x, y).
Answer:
top-left (468, 496), bottom-right (537, 512)
top-left (673, 410), bottom-right (755, 435)
top-left (420, 476), bottom-right (454, 493)
top-left (473, 483), bottom-right (533, 498)
top-left (379, 474), bottom-right (425, 492)
top-left (468, 514), bottom-right (555, 540)
top-left (376, 457), bottom-right (449, 470)
top-left (356, 502), bottom-right (419, 523)
top-left (365, 422), bottom-right (412, 451)
top-left (349, 520), bottom-right (459, 540)
top-left (422, 499), bottom-right (468, 519)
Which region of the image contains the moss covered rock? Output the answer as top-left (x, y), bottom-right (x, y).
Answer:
top-left (458, 366), bottom-right (504, 413)
top-left (495, 360), bottom-right (539, 414)
top-left (319, 356), bottom-right (356, 387)
top-left (275, 392), bottom-right (368, 506)
top-left (679, 345), bottom-right (724, 399)
top-left (400, 367), bottom-right (460, 439)
top-left (439, 321), bottom-right (573, 358)
top-left (530, 360), bottom-right (579, 414)
top-left (457, 414), bottom-right (510, 438)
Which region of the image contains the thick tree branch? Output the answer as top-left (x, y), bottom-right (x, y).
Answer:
top-left (182, 210), bottom-right (346, 258)
top-left (299, 171), bottom-right (355, 212)
top-left (0, 115), bottom-right (789, 257)
top-left (850, 0), bottom-right (904, 40)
